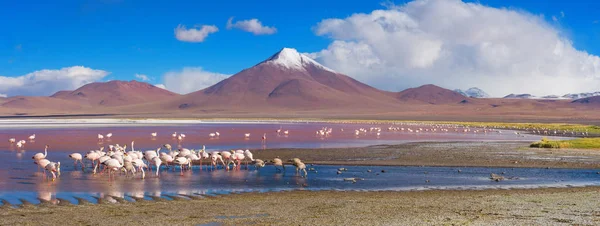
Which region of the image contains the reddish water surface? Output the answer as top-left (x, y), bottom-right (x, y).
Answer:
top-left (0, 121), bottom-right (550, 154)
top-left (0, 121), bottom-right (586, 207)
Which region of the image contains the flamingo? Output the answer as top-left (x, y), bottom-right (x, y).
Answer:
top-left (288, 158), bottom-right (307, 177)
top-left (244, 133), bottom-right (251, 139)
top-left (28, 134), bottom-right (36, 140)
top-left (209, 133), bottom-right (216, 138)
top-left (210, 152), bottom-right (225, 170)
top-left (102, 159), bottom-right (123, 181)
top-left (199, 145), bottom-right (209, 170)
top-left (32, 145), bottom-right (49, 161)
top-left (123, 160), bottom-right (136, 177)
top-left (252, 159), bottom-right (265, 170)
top-left (220, 151), bottom-right (234, 170)
top-left (132, 159), bottom-right (147, 179)
top-left (180, 133), bottom-right (186, 138)
top-left (151, 132), bottom-right (157, 138)
top-left (8, 138), bottom-right (15, 143)
top-left (151, 156), bottom-right (162, 177)
top-left (283, 130), bottom-right (289, 136)
top-left (44, 162), bottom-right (61, 181)
top-left (172, 132), bottom-right (177, 138)
top-left (271, 157), bottom-right (285, 172)
top-left (215, 132), bottom-right (220, 137)
top-left (97, 134), bottom-right (104, 141)
top-left (106, 133), bottom-right (113, 139)
top-left (276, 126), bottom-right (282, 134)
top-left (16, 140), bottom-right (24, 149)
top-left (68, 153), bottom-right (84, 170)
top-left (231, 151), bottom-right (245, 170)
top-left (262, 133), bottom-right (267, 143)
top-left (243, 150), bottom-right (254, 169)
top-left (35, 159), bottom-right (51, 177)
top-left (173, 157), bottom-right (191, 175)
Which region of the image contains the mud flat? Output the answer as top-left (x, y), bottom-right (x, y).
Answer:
top-left (259, 141), bottom-right (600, 169)
top-left (1, 187), bottom-right (600, 225)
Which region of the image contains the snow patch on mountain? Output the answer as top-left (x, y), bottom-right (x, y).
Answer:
top-left (454, 87), bottom-right (490, 98)
top-left (260, 48), bottom-right (337, 73)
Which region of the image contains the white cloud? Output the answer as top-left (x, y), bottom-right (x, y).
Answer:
top-left (560, 11), bottom-right (565, 18)
top-left (0, 94), bottom-right (7, 98)
top-left (161, 67), bottom-right (228, 94)
top-left (226, 17), bottom-right (277, 35)
top-left (135, 73), bottom-right (150, 81)
top-left (154, 84), bottom-right (167, 90)
top-left (174, 24), bottom-right (219, 42)
top-left (310, 0), bottom-right (600, 97)
top-left (0, 66), bottom-right (109, 97)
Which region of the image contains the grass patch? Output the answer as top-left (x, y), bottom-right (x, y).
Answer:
top-left (530, 137), bottom-right (600, 149)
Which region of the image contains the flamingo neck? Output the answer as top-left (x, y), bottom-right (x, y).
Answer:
top-left (44, 147), bottom-right (47, 157)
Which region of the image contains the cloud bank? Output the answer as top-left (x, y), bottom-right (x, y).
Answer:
top-left (0, 66), bottom-right (109, 97)
top-left (160, 67), bottom-right (228, 94)
top-left (227, 17), bottom-right (277, 35)
top-left (135, 73), bottom-right (150, 81)
top-left (309, 0), bottom-right (600, 97)
top-left (174, 24), bottom-right (219, 42)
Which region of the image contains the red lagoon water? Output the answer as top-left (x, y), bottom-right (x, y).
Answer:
top-left (0, 122), bottom-right (549, 154)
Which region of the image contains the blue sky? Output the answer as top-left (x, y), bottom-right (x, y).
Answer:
top-left (1, 0), bottom-right (600, 96)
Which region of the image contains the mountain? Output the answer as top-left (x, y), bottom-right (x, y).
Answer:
top-left (563, 92), bottom-right (600, 99)
top-left (503, 93), bottom-right (534, 99)
top-left (455, 87), bottom-right (490, 98)
top-left (172, 48), bottom-right (398, 110)
top-left (397, 84), bottom-right (470, 104)
top-left (51, 80), bottom-right (180, 107)
top-left (571, 96), bottom-right (600, 105)
top-left (1, 96), bottom-right (85, 112)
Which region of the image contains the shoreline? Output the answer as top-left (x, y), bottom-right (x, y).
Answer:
top-left (2, 187), bottom-right (600, 225)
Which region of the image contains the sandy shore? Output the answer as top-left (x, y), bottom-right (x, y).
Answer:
top-left (260, 141), bottom-right (600, 169)
top-left (2, 187), bottom-right (600, 225)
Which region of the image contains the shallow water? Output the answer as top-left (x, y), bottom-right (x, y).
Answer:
top-left (0, 121), bottom-right (582, 207)
top-left (1, 148), bottom-right (600, 207)
top-left (0, 121), bottom-right (555, 153)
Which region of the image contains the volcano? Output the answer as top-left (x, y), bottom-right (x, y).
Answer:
top-left (172, 48), bottom-right (398, 110)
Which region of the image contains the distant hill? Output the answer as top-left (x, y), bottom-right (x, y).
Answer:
top-left (51, 80), bottom-right (179, 107)
top-left (398, 84), bottom-right (470, 104)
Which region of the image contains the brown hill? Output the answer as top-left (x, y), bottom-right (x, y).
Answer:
top-left (51, 80), bottom-right (179, 107)
top-left (396, 84), bottom-right (470, 104)
top-left (1, 96), bottom-right (84, 111)
top-left (172, 48), bottom-right (399, 110)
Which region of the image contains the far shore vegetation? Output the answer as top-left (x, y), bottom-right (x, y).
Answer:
top-left (530, 137), bottom-right (600, 149)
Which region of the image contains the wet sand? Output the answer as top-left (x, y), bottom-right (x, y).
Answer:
top-left (2, 187), bottom-right (600, 225)
top-left (259, 141), bottom-right (600, 169)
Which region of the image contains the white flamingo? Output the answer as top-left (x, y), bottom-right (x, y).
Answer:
top-left (106, 133), bottom-right (113, 139)
top-left (68, 153), bottom-right (84, 170)
top-left (8, 138), bottom-right (15, 143)
top-left (28, 134), bottom-right (36, 140)
top-left (173, 157), bottom-right (191, 175)
top-left (44, 161), bottom-right (61, 181)
top-left (97, 134), bottom-right (104, 141)
top-left (151, 132), bottom-right (157, 138)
